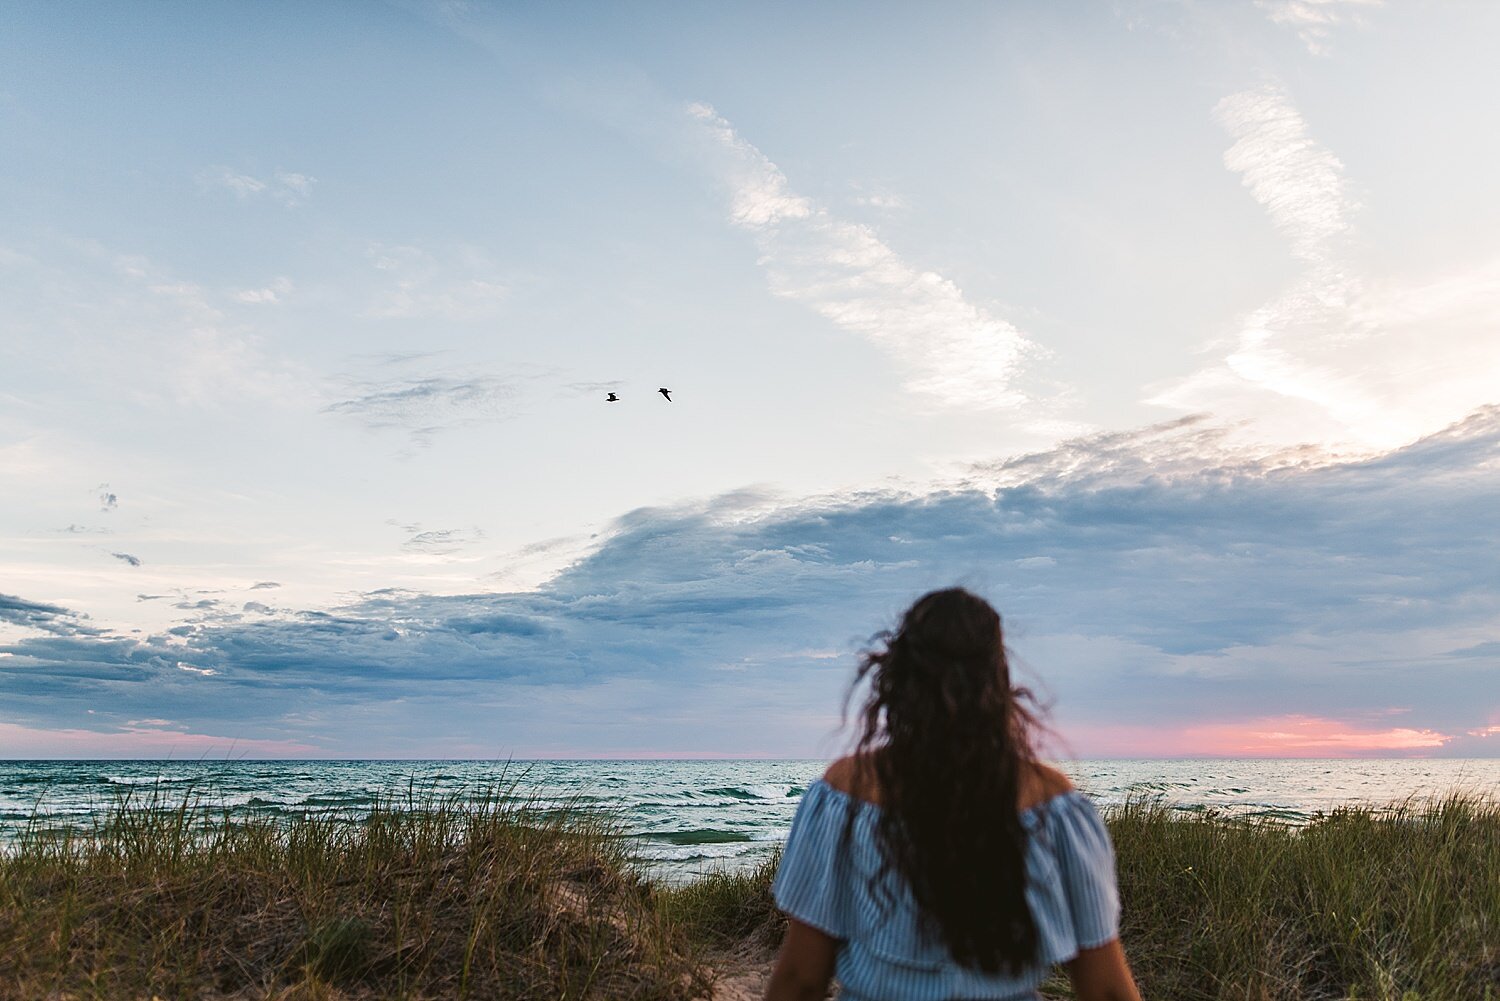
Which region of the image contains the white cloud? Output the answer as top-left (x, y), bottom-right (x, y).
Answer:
top-left (233, 276), bottom-right (294, 304)
top-left (202, 167), bottom-right (267, 198)
top-left (274, 171), bottom-right (316, 200)
top-left (1151, 85), bottom-right (1500, 453)
top-left (1214, 85), bottom-right (1354, 268)
top-left (1255, 0), bottom-right (1383, 56)
top-left (199, 166), bottom-right (316, 206)
top-left (688, 102), bottom-right (1045, 413)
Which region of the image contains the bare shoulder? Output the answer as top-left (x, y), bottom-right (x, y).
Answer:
top-left (822, 754), bottom-right (879, 804)
top-left (821, 755), bottom-right (855, 791)
top-left (1020, 762), bottom-right (1074, 811)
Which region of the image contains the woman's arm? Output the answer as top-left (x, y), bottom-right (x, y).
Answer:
top-left (1065, 938), bottom-right (1142, 1001)
top-left (764, 917), bottom-right (837, 1001)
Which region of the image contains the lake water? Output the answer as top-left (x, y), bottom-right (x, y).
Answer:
top-left (2, 758), bottom-right (1496, 881)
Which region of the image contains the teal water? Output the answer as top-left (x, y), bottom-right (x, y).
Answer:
top-left (2, 759), bottom-right (1496, 880)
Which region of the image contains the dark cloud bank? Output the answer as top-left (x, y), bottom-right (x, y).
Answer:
top-left (3, 410), bottom-right (1498, 756)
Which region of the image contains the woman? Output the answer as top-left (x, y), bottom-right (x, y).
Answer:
top-left (765, 588), bottom-right (1140, 1001)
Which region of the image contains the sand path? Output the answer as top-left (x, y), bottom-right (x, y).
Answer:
top-left (705, 943), bottom-right (773, 1001)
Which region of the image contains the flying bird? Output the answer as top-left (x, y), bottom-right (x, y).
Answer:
top-left (606, 392), bottom-right (620, 402)
top-left (658, 388), bottom-right (672, 402)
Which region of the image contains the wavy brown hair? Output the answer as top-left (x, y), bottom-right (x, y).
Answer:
top-left (846, 587), bottom-right (1041, 973)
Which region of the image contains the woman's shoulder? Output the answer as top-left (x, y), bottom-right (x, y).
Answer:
top-left (1020, 762), bottom-right (1075, 811)
top-left (820, 755), bottom-right (1074, 812)
top-left (822, 754), bottom-right (880, 805)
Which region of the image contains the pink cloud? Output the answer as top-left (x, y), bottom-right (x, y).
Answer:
top-left (1065, 713), bottom-right (1456, 758)
top-left (0, 722), bottom-right (322, 759)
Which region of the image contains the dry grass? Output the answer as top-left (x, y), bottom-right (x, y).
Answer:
top-left (0, 783), bottom-right (709, 1000)
top-left (653, 851), bottom-right (784, 951)
top-left (1095, 795), bottom-right (1500, 1000)
top-left (5, 786), bottom-right (1496, 1000)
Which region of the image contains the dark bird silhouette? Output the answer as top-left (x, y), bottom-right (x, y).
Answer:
top-left (658, 388), bottom-right (672, 402)
top-left (606, 392), bottom-right (620, 402)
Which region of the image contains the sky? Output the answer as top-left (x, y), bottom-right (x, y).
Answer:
top-left (1, 0), bottom-right (1497, 759)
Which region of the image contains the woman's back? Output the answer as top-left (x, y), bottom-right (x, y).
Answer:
top-left (763, 589), bottom-right (1139, 1001)
top-left (771, 766), bottom-right (1121, 1001)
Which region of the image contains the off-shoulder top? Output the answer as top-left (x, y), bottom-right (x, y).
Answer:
top-left (771, 779), bottom-right (1120, 1001)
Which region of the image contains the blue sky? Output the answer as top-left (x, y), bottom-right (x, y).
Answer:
top-left (2, 1), bottom-right (1497, 757)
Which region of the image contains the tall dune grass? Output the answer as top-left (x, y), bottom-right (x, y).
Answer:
top-left (0, 782), bottom-right (708, 1000)
top-left (3, 785), bottom-right (1495, 999)
top-left (1100, 795), bottom-right (1500, 1000)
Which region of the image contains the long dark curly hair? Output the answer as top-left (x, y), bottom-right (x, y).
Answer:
top-left (846, 587), bottom-right (1041, 973)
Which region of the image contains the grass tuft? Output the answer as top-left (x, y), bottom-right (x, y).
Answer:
top-left (654, 850), bottom-right (785, 950)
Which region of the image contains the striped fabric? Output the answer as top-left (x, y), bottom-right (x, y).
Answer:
top-left (771, 780), bottom-right (1120, 1001)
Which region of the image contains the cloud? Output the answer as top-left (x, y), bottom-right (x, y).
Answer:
top-left (1255, 0), bottom-right (1382, 55)
top-left (2, 408), bottom-right (1497, 756)
top-left (98, 485), bottom-right (118, 511)
top-left (0, 593), bottom-right (101, 638)
top-left (110, 552), bottom-right (142, 567)
top-left (688, 103), bottom-right (1046, 414)
top-left (363, 243), bottom-right (509, 321)
top-left (402, 527), bottom-right (484, 555)
top-left (233, 277), bottom-right (294, 304)
top-left (1, 239), bottom-right (309, 410)
top-left (199, 166), bottom-right (316, 206)
top-left (1214, 84), bottom-right (1353, 268)
top-left (200, 167), bottom-right (266, 198)
top-left (249, 581), bottom-right (281, 590)
top-left (565, 381), bottom-right (624, 397)
top-left (324, 376), bottom-right (516, 438)
top-left (1151, 85), bottom-right (1500, 454)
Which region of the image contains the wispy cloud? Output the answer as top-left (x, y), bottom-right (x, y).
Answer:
top-left (1152, 84), bottom-right (1500, 453)
top-left (198, 166), bottom-right (317, 206)
top-left (233, 277), bottom-right (294, 304)
top-left (688, 103), bottom-right (1046, 413)
top-left (110, 552), bottom-right (142, 567)
top-left (1255, 0), bottom-right (1382, 56)
top-left (324, 375), bottom-right (516, 440)
top-left (401, 526), bottom-right (485, 556)
top-left (1, 239), bottom-right (308, 410)
top-left (1215, 84), bottom-right (1353, 268)
top-left (363, 243), bottom-right (509, 321)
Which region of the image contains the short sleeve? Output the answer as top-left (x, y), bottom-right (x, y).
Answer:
top-left (1049, 795), bottom-right (1121, 949)
top-left (771, 781), bottom-right (855, 939)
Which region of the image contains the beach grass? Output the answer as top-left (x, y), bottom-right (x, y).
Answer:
top-left (3, 788), bottom-right (1496, 1000)
top-left (652, 850), bottom-right (783, 951)
top-left (1094, 794), bottom-right (1500, 1001)
top-left (0, 782), bottom-right (709, 1000)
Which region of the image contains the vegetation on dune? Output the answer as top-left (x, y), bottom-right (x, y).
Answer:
top-left (1, 787), bottom-right (1496, 1000)
top-left (1098, 796), bottom-right (1500, 1001)
top-left (653, 850), bottom-right (783, 951)
top-left (0, 784), bottom-right (708, 1000)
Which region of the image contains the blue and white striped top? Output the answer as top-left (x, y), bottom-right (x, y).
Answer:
top-left (771, 779), bottom-right (1121, 1001)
